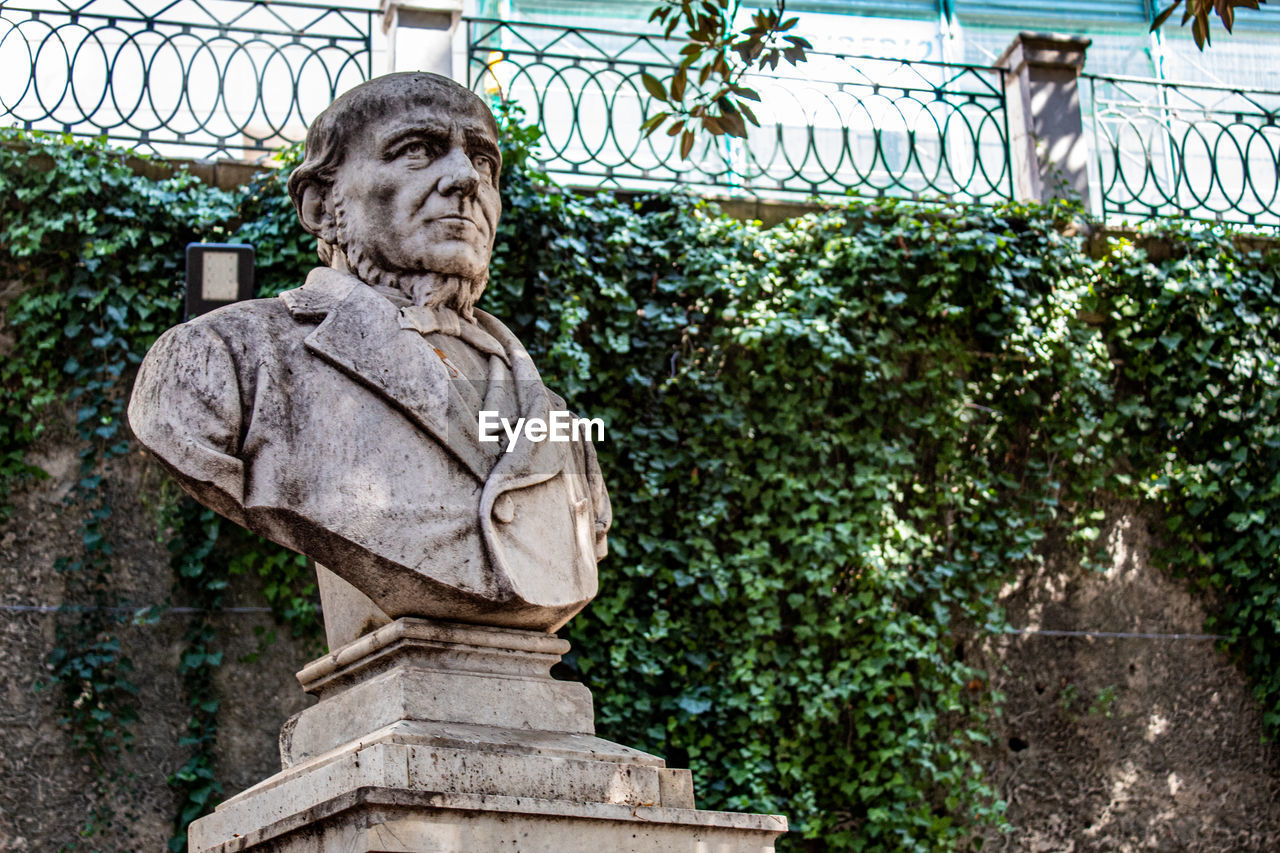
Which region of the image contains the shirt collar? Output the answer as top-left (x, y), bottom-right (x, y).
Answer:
top-left (398, 303), bottom-right (509, 365)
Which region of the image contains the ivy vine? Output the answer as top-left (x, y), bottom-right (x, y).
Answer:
top-left (0, 135), bottom-right (319, 851)
top-left (1, 121), bottom-right (1277, 853)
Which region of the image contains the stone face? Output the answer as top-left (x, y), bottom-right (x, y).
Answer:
top-left (188, 618), bottom-right (787, 853)
top-left (127, 73), bottom-right (611, 633)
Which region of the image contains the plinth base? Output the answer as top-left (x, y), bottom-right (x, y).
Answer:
top-left (189, 619), bottom-right (786, 852)
top-left (196, 787), bottom-right (782, 852)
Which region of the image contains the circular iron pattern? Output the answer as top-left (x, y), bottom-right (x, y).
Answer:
top-left (1, 0), bottom-right (375, 160)
top-left (1088, 74), bottom-right (1280, 229)
top-left (467, 18), bottom-right (1014, 205)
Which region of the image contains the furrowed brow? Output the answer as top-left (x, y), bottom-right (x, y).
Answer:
top-left (379, 124), bottom-right (450, 157)
top-left (464, 130), bottom-right (500, 162)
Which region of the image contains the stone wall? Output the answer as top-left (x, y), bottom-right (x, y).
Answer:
top-left (0, 432), bottom-right (314, 852)
top-left (977, 504), bottom-right (1280, 851)
top-left (1, 444), bottom-right (1277, 851)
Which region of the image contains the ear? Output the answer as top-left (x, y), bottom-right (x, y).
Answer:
top-left (298, 183), bottom-right (337, 243)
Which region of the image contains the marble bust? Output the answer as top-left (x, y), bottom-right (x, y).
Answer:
top-left (128, 73), bottom-right (611, 633)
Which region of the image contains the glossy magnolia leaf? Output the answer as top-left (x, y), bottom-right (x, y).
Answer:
top-left (640, 111), bottom-right (671, 137)
top-left (640, 72), bottom-right (669, 102)
top-left (671, 67), bottom-right (688, 102)
top-left (1150, 0), bottom-right (1267, 49)
top-left (637, 0), bottom-right (810, 156)
top-left (1152, 0), bottom-right (1180, 28)
top-left (717, 102), bottom-right (748, 138)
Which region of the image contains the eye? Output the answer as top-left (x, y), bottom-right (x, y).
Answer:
top-left (394, 139), bottom-right (441, 162)
top-left (473, 154), bottom-right (497, 182)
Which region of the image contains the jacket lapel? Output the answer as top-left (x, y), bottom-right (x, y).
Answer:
top-left (476, 310), bottom-right (568, 497)
top-left (474, 309), bottom-right (574, 588)
top-left (280, 272), bottom-right (568, 490)
top-left (288, 272), bottom-right (493, 483)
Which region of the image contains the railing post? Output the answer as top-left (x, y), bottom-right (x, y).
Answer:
top-left (997, 33), bottom-right (1092, 205)
top-left (380, 0), bottom-right (464, 80)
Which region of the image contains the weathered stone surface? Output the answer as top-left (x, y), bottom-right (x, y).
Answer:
top-left (127, 72), bottom-right (611, 634)
top-left (196, 789), bottom-right (785, 853)
top-left (189, 617), bottom-right (787, 852)
top-left (294, 617), bottom-right (575, 698)
top-left (280, 618), bottom-right (597, 764)
top-left (313, 563), bottom-right (390, 650)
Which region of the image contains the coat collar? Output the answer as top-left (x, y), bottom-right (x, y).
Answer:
top-left (280, 268), bottom-right (566, 489)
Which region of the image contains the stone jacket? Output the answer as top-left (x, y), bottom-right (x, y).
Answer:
top-left (127, 268), bottom-right (610, 631)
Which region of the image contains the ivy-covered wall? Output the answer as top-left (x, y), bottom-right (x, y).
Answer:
top-left (1, 119), bottom-right (1277, 852)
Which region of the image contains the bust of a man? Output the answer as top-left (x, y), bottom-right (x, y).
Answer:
top-left (128, 73), bottom-right (610, 633)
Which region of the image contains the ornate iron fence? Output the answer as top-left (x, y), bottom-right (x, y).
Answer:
top-left (0, 0), bottom-right (376, 160)
top-left (1086, 73), bottom-right (1280, 228)
top-left (466, 18), bottom-right (1014, 204)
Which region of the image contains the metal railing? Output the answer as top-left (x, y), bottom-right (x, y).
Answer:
top-left (0, 0), bottom-right (376, 160)
top-left (466, 18), bottom-right (1014, 204)
top-left (1087, 73), bottom-right (1280, 228)
top-left (8, 4), bottom-right (1278, 230)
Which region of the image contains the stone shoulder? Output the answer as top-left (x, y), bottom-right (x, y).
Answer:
top-left (186, 293), bottom-right (308, 338)
top-left (168, 293), bottom-right (313, 369)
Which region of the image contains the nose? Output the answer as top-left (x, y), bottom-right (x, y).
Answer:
top-left (437, 146), bottom-right (480, 197)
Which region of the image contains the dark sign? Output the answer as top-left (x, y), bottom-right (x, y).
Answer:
top-left (185, 243), bottom-right (255, 319)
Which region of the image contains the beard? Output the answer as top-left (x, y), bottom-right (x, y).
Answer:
top-left (325, 186), bottom-right (488, 321)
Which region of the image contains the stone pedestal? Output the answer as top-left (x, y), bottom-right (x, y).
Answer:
top-left (189, 618), bottom-right (786, 852)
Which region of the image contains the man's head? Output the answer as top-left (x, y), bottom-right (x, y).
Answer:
top-left (288, 73), bottom-right (502, 318)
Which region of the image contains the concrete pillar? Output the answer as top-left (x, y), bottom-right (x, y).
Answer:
top-left (997, 33), bottom-right (1091, 204)
top-left (380, 0), bottom-right (465, 80)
